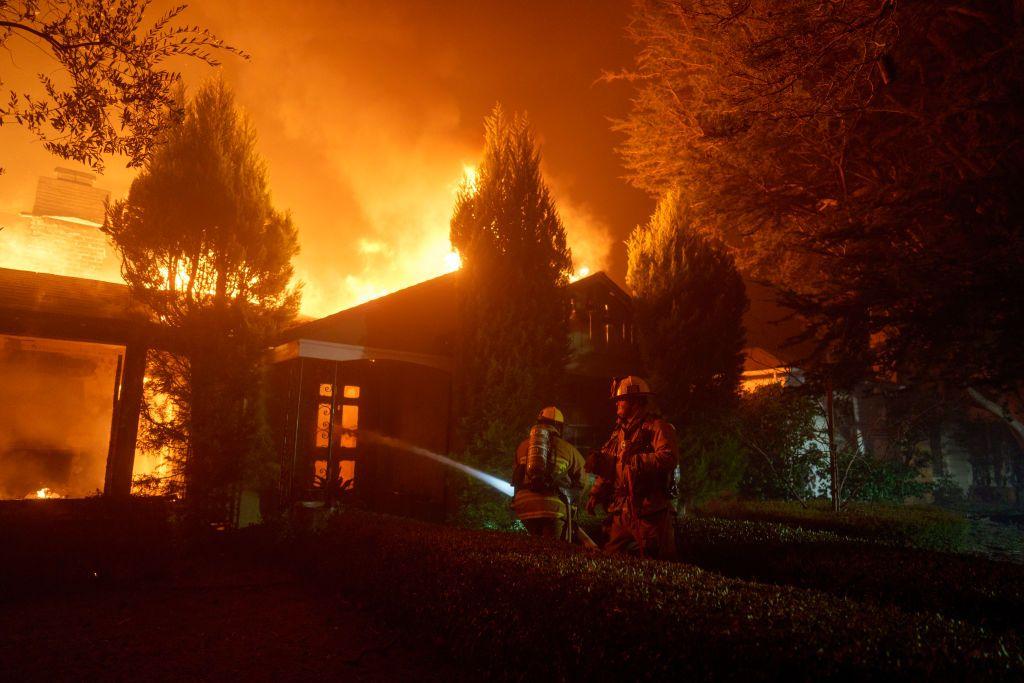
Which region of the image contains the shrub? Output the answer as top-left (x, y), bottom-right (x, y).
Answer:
top-left (932, 473), bottom-right (966, 507)
top-left (0, 498), bottom-right (176, 594)
top-left (677, 421), bottom-right (747, 510)
top-left (843, 454), bottom-right (931, 503)
top-left (695, 498), bottom-right (969, 551)
top-left (292, 510), bottom-right (1022, 680)
top-left (448, 470), bottom-right (522, 532)
top-left (738, 384), bottom-right (826, 501)
top-left (676, 515), bottom-right (1024, 633)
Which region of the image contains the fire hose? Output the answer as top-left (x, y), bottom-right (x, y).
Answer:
top-left (560, 489), bottom-right (599, 550)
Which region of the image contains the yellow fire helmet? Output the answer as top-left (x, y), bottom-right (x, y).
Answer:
top-left (537, 406), bottom-right (565, 426)
top-left (611, 375), bottom-right (653, 400)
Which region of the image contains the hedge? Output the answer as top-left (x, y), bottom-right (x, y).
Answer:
top-left (293, 510), bottom-right (1023, 680)
top-left (676, 516), bottom-right (1024, 634)
top-left (695, 499), bottom-right (970, 551)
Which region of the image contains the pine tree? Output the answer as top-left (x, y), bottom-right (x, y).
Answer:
top-left (450, 105), bottom-right (572, 475)
top-left (627, 190), bottom-right (748, 506)
top-left (105, 80), bottom-right (299, 523)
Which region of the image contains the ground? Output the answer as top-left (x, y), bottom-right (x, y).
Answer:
top-left (0, 557), bottom-right (457, 682)
top-left (3, 500), bottom-right (1022, 680)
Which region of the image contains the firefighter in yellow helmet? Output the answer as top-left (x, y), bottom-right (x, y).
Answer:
top-left (585, 376), bottom-right (679, 559)
top-left (511, 406), bottom-right (586, 540)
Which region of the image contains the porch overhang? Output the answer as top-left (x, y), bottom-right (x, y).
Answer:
top-left (270, 338), bottom-right (453, 373)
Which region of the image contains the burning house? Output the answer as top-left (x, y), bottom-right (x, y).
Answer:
top-left (2, 171), bottom-right (1018, 517)
top-left (0, 268), bottom-right (153, 500)
top-left (266, 270), bottom-right (638, 520)
top-left (0, 169), bottom-right (155, 501)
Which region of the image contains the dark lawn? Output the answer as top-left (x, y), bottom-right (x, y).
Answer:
top-left (0, 561), bottom-right (460, 682)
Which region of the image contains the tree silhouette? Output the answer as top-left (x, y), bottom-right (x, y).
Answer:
top-left (105, 80), bottom-right (298, 523)
top-left (0, 0), bottom-right (246, 173)
top-left (450, 104), bottom-right (573, 472)
top-left (627, 190), bottom-right (748, 506)
top-left (615, 0), bottom-right (1024, 443)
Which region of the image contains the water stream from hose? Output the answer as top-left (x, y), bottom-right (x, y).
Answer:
top-left (362, 431), bottom-right (514, 497)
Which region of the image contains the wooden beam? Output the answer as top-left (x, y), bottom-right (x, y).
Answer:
top-left (104, 344), bottom-right (147, 497)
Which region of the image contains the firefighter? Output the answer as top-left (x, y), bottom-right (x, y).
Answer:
top-left (585, 376), bottom-right (678, 560)
top-left (511, 406), bottom-right (586, 540)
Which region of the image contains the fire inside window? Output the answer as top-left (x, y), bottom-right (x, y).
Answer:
top-left (313, 384), bottom-right (360, 488)
top-left (340, 404), bottom-right (358, 448)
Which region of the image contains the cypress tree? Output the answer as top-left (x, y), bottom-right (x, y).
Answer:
top-left (450, 105), bottom-right (572, 475)
top-left (105, 80), bottom-right (299, 523)
top-left (627, 190), bottom-right (748, 506)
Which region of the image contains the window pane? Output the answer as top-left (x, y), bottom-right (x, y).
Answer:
top-left (316, 403), bottom-right (331, 447)
top-left (339, 460), bottom-right (356, 484)
top-left (340, 404), bottom-right (359, 448)
top-left (343, 385), bottom-right (360, 399)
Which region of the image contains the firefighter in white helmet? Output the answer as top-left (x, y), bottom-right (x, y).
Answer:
top-left (511, 406), bottom-right (586, 540)
top-left (585, 376), bottom-right (678, 559)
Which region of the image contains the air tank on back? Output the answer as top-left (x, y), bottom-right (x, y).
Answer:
top-left (523, 423), bottom-right (553, 491)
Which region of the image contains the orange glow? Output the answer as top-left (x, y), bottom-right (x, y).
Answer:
top-left (33, 487), bottom-right (61, 499)
top-left (444, 249), bottom-right (462, 271)
top-left (340, 404), bottom-right (359, 448)
top-left (156, 261), bottom-right (218, 297)
top-left (293, 160), bottom-right (612, 317)
top-left (570, 265), bottom-right (591, 282)
top-left (462, 164), bottom-right (479, 195)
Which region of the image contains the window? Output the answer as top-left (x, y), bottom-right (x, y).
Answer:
top-left (340, 404), bottom-right (358, 448)
top-left (316, 403), bottom-right (331, 447)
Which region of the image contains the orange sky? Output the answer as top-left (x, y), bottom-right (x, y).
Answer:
top-left (0, 0), bottom-right (653, 317)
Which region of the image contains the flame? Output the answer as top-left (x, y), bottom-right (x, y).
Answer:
top-left (294, 161), bottom-right (612, 316)
top-left (570, 265), bottom-right (591, 282)
top-left (156, 261), bottom-right (218, 297)
top-left (444, 249), bottom-right (462, 271)
top-left (462, 165), bottom-right (479, 195)
top-left (34, 487), bottom-right (61, 499)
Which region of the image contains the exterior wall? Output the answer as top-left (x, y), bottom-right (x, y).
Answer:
top-left (567, 275), bottom-right (635, 377)
top-left (270, 356), bottom-right (450, 520)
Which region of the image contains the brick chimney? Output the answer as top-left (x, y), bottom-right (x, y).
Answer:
top-left (0, 168), bottom-right (121, 283)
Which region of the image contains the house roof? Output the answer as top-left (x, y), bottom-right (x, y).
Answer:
top-left (569, 270), bottom-right (632, 306)
top-left (282, 269), bottom-right (812, 369)
top-left (281, 272), bottom-right (459, 358)
top-left (281, 269), bottom-right (633, 357)
top-left (0, 267), bottom-right (148, 346)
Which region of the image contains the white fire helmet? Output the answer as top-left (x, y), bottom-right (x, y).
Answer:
top-left (611, 375), bottom-right (653, 401)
